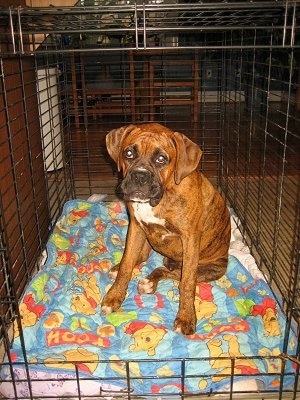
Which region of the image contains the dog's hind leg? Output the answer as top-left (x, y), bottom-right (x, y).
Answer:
top-left (163, 257), bottom-right (182, 271)
top-left (197, 257), bottom-right (228, 283)
top-left (138, 256), bottom-right (228, 295)
top-left (138, 267), bottom-right (181, 294)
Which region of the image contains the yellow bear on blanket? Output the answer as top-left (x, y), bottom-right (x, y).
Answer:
top-left (14, 293), bottom-right (46, 336)
top-left (206, 334), bottom-right (259, 383)
top-left (44, 347), bottom-right (99, 374)
top-left (71, 276), bottom-right (101, 315)
top-left (194, 283), bottom-right (217, 320)
top-left (14, 302), bottom-right (37, 337)
top-left (124, 322), bottom-right (167, 356)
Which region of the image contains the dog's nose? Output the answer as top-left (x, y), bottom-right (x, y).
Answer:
top-left (131, 169), bottom-right (151, 186)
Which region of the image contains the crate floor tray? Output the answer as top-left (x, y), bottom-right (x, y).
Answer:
top-left (0, 200), bottom-right (297, 398)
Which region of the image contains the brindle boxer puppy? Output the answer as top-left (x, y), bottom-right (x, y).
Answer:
top-left (101, 123), bottom-right (231, 335)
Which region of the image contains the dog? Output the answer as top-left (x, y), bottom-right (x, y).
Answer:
top-left (101, 123), bottom-right (231, 335)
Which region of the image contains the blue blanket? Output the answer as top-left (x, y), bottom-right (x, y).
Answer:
top-left (0, 200), bottom-right (297, 397)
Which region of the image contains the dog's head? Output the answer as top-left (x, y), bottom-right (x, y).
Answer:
top-left (106, 123), bottom-right (202, 206)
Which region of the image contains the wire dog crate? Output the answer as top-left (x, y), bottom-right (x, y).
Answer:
top-left (0, 1), bottom-right (299, 399)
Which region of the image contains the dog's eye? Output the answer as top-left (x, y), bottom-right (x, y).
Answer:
top-left (124, 148), bottom-right (135, 159)
top-left (155, 154), bottom-right (167, 165)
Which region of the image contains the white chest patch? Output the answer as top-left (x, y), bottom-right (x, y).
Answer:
top-left (132, 202), bottom-right (166, 226)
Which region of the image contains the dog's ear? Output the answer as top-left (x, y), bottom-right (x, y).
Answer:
top-left (172, 131), bottom-right (202, 184)
top-left (106, 125), bottom-right (135, 171)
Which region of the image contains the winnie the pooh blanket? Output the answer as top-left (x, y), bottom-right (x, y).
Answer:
top-left (0, 200), bottom-right (297, 398)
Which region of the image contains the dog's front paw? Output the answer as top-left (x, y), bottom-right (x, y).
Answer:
top-left (174, 313), bottom-right (196, 335)
top-left (101, 298), bottom-right (121, 314)
top-left (101, 289), bottom-right (123, 314)
top-left (101, 305), bottom-right (113, 315)
top-left (138, 278), bottom-right (154, 294)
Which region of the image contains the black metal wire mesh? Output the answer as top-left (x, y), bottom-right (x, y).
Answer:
top-left (0, 2), bottom-right (299, 399)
